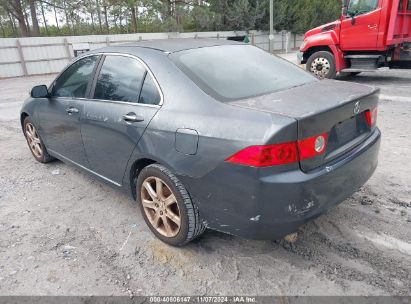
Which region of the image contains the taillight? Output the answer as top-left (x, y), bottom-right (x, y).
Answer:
top-left (365, 107), bottom-right (378, 127)
top-left (226, 142), bottom-right (299, 167)
top-left (226, 133), bottom-right (329, 167)
top-left (297, 133), bottom-right (329, 161)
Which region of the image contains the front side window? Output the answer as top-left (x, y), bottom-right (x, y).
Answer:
top-left (94, 55), bottom-right (146, 103)
top-left (170, 45), bottom-right (316, 102)
top-left (52, 55), bottom-right (98, 98)
top-left (347, 0), bottom-right (379, 16)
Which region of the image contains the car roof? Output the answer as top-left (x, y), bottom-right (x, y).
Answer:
top-left (116, 38), bottom-right (244, 53)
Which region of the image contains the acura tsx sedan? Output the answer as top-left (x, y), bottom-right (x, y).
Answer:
top-left (21, 39), bottom-right (380, 246)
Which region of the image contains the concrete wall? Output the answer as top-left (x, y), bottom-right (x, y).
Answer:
top-left (0, 31), bottom-right (303, 78)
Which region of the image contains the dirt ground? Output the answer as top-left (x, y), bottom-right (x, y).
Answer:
top-left (0, 55), bottom-right (410, 296)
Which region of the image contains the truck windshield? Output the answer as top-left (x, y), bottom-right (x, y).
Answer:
top-left (170, 45), bottom-right (317, 102)
top-left (347, 0), bottom-right (379, 16)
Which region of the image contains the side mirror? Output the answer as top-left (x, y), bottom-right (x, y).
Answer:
top-left (351, 15), bottom-right (356, 25)
top-left (31, 85), bottom-right (49, 98)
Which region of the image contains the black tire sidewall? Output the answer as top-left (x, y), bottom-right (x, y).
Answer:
top-left (306, 51), bottom-right (337, 79)
top-left (136, 165), bottom-right (191, 246)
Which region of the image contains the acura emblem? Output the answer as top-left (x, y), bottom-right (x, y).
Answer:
top-left (354, 101), bottom-right (361, 114)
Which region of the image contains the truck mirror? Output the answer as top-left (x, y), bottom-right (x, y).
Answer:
top-left (351, 15), bottom-right (356, 25)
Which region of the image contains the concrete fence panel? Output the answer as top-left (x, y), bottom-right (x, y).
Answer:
top-left (0, 31), bottom-right (304, 78)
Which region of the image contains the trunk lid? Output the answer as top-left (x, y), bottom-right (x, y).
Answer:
top-left (229, 80), bottom-right (379, 172)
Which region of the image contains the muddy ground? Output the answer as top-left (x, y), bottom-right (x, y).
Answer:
top-left (0, 55), bottom-right (410, 296)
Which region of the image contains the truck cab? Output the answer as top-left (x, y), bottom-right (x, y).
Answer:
top-left (298, 0), bottom-right (411, 78)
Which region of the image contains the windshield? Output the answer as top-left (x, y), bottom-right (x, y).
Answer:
top-left (170, 44), bottom-right (317, 102)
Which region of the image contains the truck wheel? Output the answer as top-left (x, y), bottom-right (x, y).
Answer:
top-left (306, 51), bottom-right (337, 79)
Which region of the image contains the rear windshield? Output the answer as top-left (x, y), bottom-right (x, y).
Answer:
top-left (170, 44), bottom-right (317, 101)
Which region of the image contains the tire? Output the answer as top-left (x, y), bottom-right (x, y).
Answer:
top-left (306, 51), bottom-right (337, 79)
top-left (23, 116), bottom-right (54, 163)
top-left (136, 164), bottom-right (206, 246)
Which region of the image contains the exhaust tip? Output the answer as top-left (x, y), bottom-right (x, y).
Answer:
top-left (284, 233), bottom-right (298, 244)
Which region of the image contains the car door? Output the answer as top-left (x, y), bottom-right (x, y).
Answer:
top-left (340, 0), bottom-right (381, 50)
top-left (37, 55), bottom-right (100, 166)
top-left (81, 54), bottom-right (162, 185)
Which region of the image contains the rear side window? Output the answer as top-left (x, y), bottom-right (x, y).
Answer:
top-left (52, 56), bottom-right (98, 98)
top-left (170, 45), bottom-right (316, 102)
top-left (139, 74), bottom-right (161, 105)
top-left (94, 55), bottom-right (146, 103)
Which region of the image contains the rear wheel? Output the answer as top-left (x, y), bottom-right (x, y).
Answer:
top-left (136, 164), bottom-right (206, 246)
top-left (23, 117), bottom-right (54, 163)
top-left (306, 51), bottom-right (337, 79)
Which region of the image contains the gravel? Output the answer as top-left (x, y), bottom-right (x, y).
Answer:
top-left (0, 58), bottom-right (410, 296)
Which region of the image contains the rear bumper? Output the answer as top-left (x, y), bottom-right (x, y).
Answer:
top-left (182, 128), bottom-right (381, 240)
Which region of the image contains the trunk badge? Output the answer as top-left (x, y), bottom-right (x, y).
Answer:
top-left (354, 101), bottom-right (361, 114)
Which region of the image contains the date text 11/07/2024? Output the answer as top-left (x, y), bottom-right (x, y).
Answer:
top-left (149, 296), bottom-right (257, 303)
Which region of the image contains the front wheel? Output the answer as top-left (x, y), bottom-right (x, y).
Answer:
top-left (136, 164), bottom-right (206, 246)
top-left (306, 51), bottom-right (337, 79)
top-left (23, 116), bottom-right (54, 163)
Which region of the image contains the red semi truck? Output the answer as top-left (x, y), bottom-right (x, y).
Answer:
top-left (298, 0), bottom-right (411, 78)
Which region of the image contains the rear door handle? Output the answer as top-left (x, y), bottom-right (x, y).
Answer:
top-left (123, 112), bottom-right (144, 123)
top-left (66, 107), bottom-right (79, 114)
top-left (368, 24), bottom-right (378, 29)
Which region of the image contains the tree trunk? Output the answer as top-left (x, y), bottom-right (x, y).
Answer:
top-left (8, 11), bottom-right (19, 37)
top-left (28, 0), bottom-right (40, 36)
top-left (63, 0), bottom-right (71, 33)
top-left (53, 6), bottom-right (59, 31)
top-left (103, 3), bottom-right (109, 34)
top-left (161, 0), bottom-right (172, 18)
top-left (10, 0), bottom-right (30, 37)
top-left (70, 11), bottom-right (76, 35)
top-left (96, 0), bottom-right (103, 33)
top-left (40, 1), bottom-right (48, 35)
top-left (131, 6), bottom-right (137, 33)
top-left (0, 19), bottom-right (5, 37)
top-left (90, 11), bottom-right (95, 33)
top-left (118, 7), bottom-right (122, 33)
top-left (24, 9), bottom-right (31, 36)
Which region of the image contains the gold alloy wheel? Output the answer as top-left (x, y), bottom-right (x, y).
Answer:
top-left (25, 123), bottom-right (43, 158)
top-left (141, 177), bottom-right (181, 238)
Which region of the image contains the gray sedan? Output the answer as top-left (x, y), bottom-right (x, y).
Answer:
top-left (21, 39), bottom-right (381, 246)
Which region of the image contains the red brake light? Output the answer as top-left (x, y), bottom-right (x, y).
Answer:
top-left (226, 142), bottom-right (299, 167)
top-left (298, 133), bottom-right (329, 161)
top-left (226, 133), bottom-right (329, 167)
top-left (365, 107), bottom-right (378, 127)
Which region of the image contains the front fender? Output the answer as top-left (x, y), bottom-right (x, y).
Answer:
top-left (301, 32), bottom-right (346, 71)
top-left (301, 31), bottom-right (339, 53)
top-left (20, 98), bottom-right (39, 129)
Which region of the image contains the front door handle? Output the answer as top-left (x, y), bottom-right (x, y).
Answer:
top-left (368, 24), bottom-right (378, 30)
top-left (66, 107), bottom-right (79, 114)
top-left (123, 112), bottom-right (144, 123)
